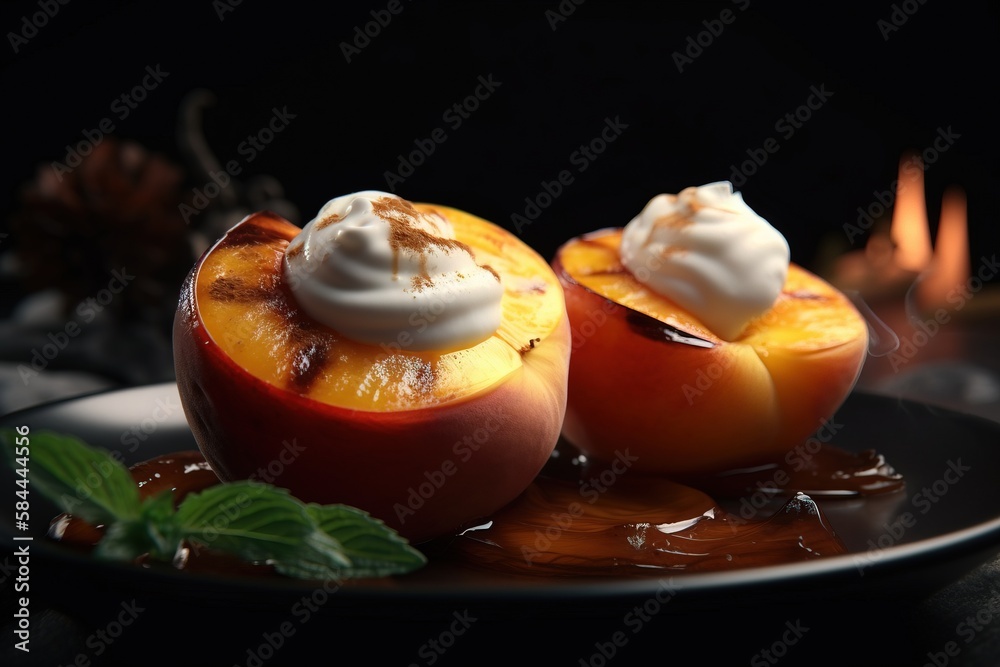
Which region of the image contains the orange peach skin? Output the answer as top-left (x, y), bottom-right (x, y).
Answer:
top-left (174, 211), bottom-right (571, 544)
top-left (552, 228), bottom-right (869, 475)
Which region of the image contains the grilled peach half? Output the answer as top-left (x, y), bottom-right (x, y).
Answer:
top-left (552, 228), bottom-right (868, 475)
top-left (173, 206), bottom-right (570, 543)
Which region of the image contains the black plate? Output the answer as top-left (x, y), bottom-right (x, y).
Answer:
top-left (3, 383), bottom-right (1000, 667)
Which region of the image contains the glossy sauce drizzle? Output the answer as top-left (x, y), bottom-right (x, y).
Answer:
top-left (50, 452), bottom-right (276, 577)
top-left (51, 441), bottom-right (904, 579)
top-left (426, 439), bottom-right (903, 578)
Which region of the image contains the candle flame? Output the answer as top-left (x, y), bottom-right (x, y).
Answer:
top-left (890, 152), bottom-right (933, 272)
top-left (917, 186), bottom-right (970, 310)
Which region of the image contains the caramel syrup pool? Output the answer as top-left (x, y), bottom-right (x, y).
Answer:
top-left (423, 440), bottom-right (903, 578)
top-left (50, 441), bottom-right (904, 579)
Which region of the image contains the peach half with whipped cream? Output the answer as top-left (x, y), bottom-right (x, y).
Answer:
top-left (552, 182), bottom-right (869, 475)
top-left (173, 192), bottom-right (570, 543)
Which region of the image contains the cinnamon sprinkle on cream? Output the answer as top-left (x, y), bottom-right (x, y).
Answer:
top-left (653, 212), bottom-right (695, 230)
top-left (411, 274), bottom-right (433, 292)
top-left (481, 264), bottom-right (500, 282)
top-left (374, 197), bottom-right (465, 255)
top-left (370, 196), bottom-right (495, 292)
top-left (657, 245), bottom-right (686, 260)
top-left (315, 213), bottom-right (342, 229)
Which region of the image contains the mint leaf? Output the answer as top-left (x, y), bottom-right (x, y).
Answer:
top-left (308, 504), bottom-right (427, 577)
top-left (94, 491), bottom-right (182, 563)
top-left (1, 429), bottom-right (139, 526)
top-left (175, 481), bottom-right (352, 580)
top-left (272, 530), bottom-right (352, 581)
top-left (3, 429), bottom-right (428, 581)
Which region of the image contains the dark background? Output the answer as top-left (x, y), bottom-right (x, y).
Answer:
top-left (2, 4), bottom-right (1000, 666)
top-left (0, 0), bottom-right (997, 406)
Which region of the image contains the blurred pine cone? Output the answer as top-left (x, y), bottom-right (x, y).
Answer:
top-left (8, 137), bottom-right (195, 330)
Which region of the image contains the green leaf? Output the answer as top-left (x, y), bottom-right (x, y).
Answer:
top-left (1, 429), bottom-right (427, 581)
top-left (93, 519), bottom-right (154, 562)
top-left (140, 490), bottom-right (185, 560)
top-left (174, 481), bottom-right (351, 580)
top-left (269, 530), bottom-right (352, 581)
top-left (1, 429), bottom-right (139, 526)
top-left (308, 504), bottom-right (427, 577)
top-left (94, 490), bottom-right (182, 563)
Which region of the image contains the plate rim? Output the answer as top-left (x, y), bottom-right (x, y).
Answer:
top-left (4, 381), bottom-right (1000, 605)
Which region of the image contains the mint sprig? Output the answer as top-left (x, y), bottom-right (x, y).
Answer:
top-left (308, 504), bottom-right (429, 577)
top-left (10, 430), bottom-right (140, 526)
top-left (174, 481), bottom-right (352, 579)
top-left (1, 429), bottom-right (427, 580)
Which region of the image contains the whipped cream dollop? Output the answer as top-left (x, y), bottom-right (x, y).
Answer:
top-left (283, 191), bottom-right (503, 351)
top-left (619, 182), bottom-right (790, 340)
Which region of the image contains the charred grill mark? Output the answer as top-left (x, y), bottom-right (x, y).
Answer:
top-left (208, 276), bottom-right (274, 303)
top-left (518, 337), bottom-right (541, 355)
top-left (289, 334), bottom-right (332, 393)
top-left (208, 249), bottom-right (336, 393)
top-left (285, 301), bottom-right (335, 394)
top-left (784, 290), bottom-right (830, 301)
top-left (223, 222), bottom-right (289, 247)
top-left (625, 310), bottom-right (714, 348)
top-left (580, 266), bottom-right (629, 277)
